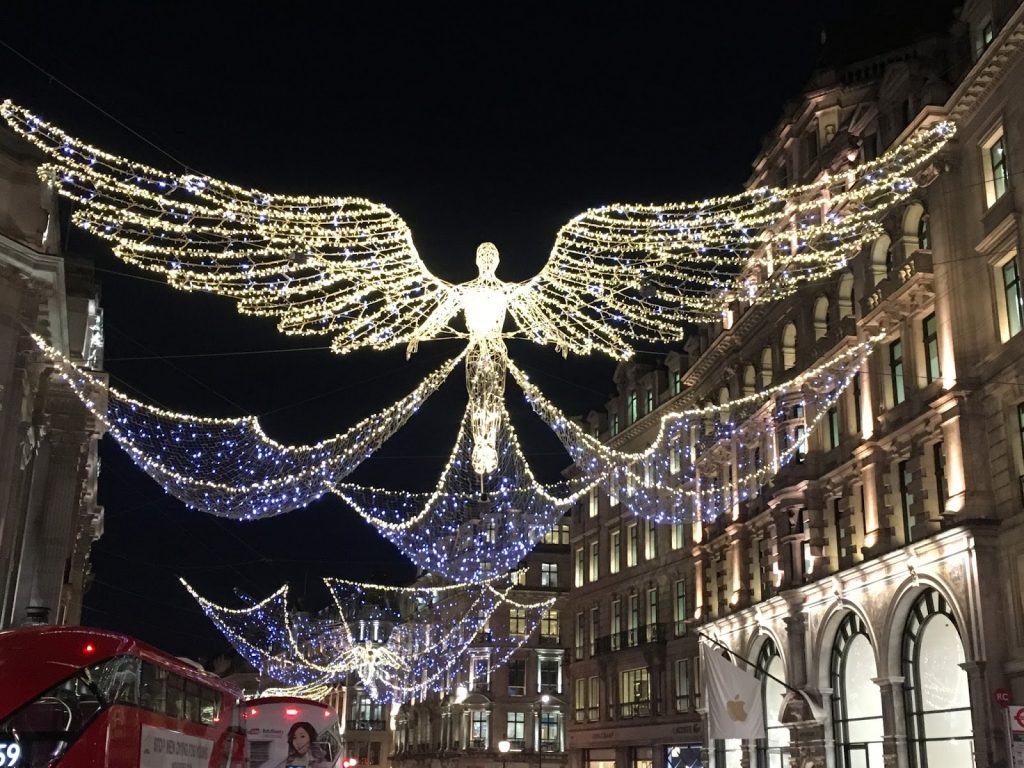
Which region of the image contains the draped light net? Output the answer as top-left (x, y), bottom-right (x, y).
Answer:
top-left (33, 333), bottom-right (463, 519)
top-left (182, 576), bottom-right (554, 702)
top-left (509, 334), bottom-right (881, 523)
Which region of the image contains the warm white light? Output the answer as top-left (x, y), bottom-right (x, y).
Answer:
top-left (498, 740), bottom-right (511, 754)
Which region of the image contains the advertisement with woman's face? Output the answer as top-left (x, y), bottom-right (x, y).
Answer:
top-left (273, 721), bottom-right (332, 768)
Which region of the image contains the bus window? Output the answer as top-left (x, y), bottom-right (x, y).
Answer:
top-left (89, 654), bottom-right (140, 705)
top-left (201, 687), bottom-right (220, 725)
top-left (184, 680), bottom-right (200, 722)
top-left (166, 672), bottom-right (185, 719)
top-left (140, 661), bottom-right (167, 713)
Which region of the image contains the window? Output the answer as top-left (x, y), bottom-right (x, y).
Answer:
top-left (543, 523), bottom-right (570, 544)
top-left (588, 488), bottom-right (599, 518)
top-left (983, 127), bottom-right (1010, 207)
top-left (509, 607), bottom-right (527, 635)
top-left (1002, 257), bottom-right (1024, 339)
top-left (645, 520), bottom-right (657, 560)
top-left (918, 213), bottom-right (931, 250)
top-left (781, 323), bottom-right (797, 370)
top-left (589, 607), bottom-right (599, 657)
top-left (538, 657), bottom-right (560, 694)
top-left (974, 18), bottom-right (994, 59)
top-left (893, 462), bottom-right (915, 547)
top-left (671, 521), bottom-right (684, 550)
top-left (853, 372), bottom-right (863, 435)
top-left (672, 369), bottom-right (682, 395)
top-left (610, 530), bottom-right (621, 573)
top-left (831, 614), bottom-right (884, 768)
top-left (471, 654), bottom-right (491, 692)
top-left (507, 711), bottom-right (526, 749)
top-left (612, 414), bottom-right (620, 435)
top-left (743, 364), bottom-right (757, 396)
top-left (934, 441), bottom-right (947, 512)
top-left (1018, 403), bottom-right (1024, 499)
top-left (588, 677), bottom-right (600, 721)
top-left (922, 314), bottom-right (940, 383)
top-left (675, 658), bottom-right (691, 711)
top-left (760, 346), bottom-right (773, 389)
top-left (541, 563), bottom-right (558, 587)
top-left (755, 640), bottom-right (790, 767)
top-left (507, 659), bottom-right (526, 696)
top-left (540, 610), bottom-right (559, 641)
top-left (589, 540), bottom-right (599, 581)
top-left (813, 296), bottom-right (830, 340)
top-left (627, 523), bottom-right (639, 567)
top-left (539, 711), bottom-right (560, 751)
top-left (827, 404), bottom-right (841, 450)
top-left (611, 600), bottom-right (622, 651)
top-left (903, 590), bottom-right (974, 767)
top-left (627, 594), bottom-right (640, 647)
top-left (838, 272), bottom-right (855, 319)
top-left (646, 588), bottom-right (658, 634)
top-left (574, 679), bottom-right (586, 722)
top-left (575, 548), bottom-right (584, 587)
top-left (889, 338), bottom-right (906, 405)
top-left (618, 668), bottom-right (651, 718)
top-left (795, 425), bottom-right (807, 463)
top-left (628, 391), bottom-right (639, 424)
top-left (511, 568), bottom-right (526, 586)
top-left (575, 613), bottom-right (585, 660)
top-left (469, 711), bottom-right (489, 750)
top-left (674, 580), bottom-right (687, 636)
top-left (646, 389), bottom-right (654, 414)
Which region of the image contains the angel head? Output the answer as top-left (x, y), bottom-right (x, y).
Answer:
top-left (475, 242), bottom-right (499, 278)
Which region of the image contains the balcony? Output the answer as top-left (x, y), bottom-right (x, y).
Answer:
top-left (347, 718), bottom-right (387, 731)
top-left (612, 699), bottom-right (661, 719)
top-left (594, 623), bottom-right (667, 654)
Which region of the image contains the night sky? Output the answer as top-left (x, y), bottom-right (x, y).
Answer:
top-left (0, 1), bottom-right (956, 658)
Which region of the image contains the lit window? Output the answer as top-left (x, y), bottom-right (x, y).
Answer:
top-left (574, 548), bottom-right (584, 587)
top-left (573, 679), bottom-right (586, 722)
top-left (469, 710), bottom-right (489, 749)
top-left (627, 391), bottom-right (638, 424)
top-left (983, 127), bottom-right (1010, 207)
top-left (588, 488), bottom-right (599, 518)
top-left (917, 213), bottom-right (931, 250)
top-left (540, 610), bottom-right (559, 641)
top-left (538, 657), bottom-right (560, 695)
top-left (922, 313), bottom-right (940, 383)
top-left (541, 563), bottom-right (558, 588)
top-left (646, 389), bottom-right (654, 414)
top-left (618, 667), bottom-right (650, 718)
top-left (509, 607), bottom-right (527, 635)
top-left (675, 658), bottom-right (691, 711)
top-left (781, 324), bottom-right (797, 370)
top-left (831, 614), bottom-right (884, 765)
top-left (587, 676), bottom-right (599, 721)
top-left (889, 338), bottom-right (906, 405)
top-left (674, 579), bottom-right (687, 636)
top-left (611, 414), bottom-right (620, 436)
top-left (609, 530), bottom-right (621, 573)
top-left (626, 522), bottom-right (638, 567)
top-left (672, 369), bottom-right (682, 395)
top-left (543, 523), bottom-right (569, 544)
top-left (644, 520), bottom-right (657, 560)
top-left (507, 711), bottom-right (526, 747)
top-left (627, 594), bottom-right (639, 647)
top-left (898, 460), bottom-right (915, 544)
top-left (589, 607), bottom-right (598, 657)
top-left (589, 540), bottom-right (599, 581)
top-left (671, 521), bottom-right (684, 550)
top-left (511, 569), bottom-right (526, 586)
top-left (1002, 257), bottom-right (1024, 339)
top-left (611, 600), bottom-right (621, 651)
top-left (646, 588), bottom-right (658, 631)
top-left (974, 18), bottom-right (995, 60)
top-left (827, 403), bottom-right (841, 450)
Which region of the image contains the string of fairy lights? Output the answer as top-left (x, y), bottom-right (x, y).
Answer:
top-left (0, 99), bottom-right (956, 698)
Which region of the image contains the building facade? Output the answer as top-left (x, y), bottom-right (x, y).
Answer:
top-left (0, 124), bottom-right (104, 627)
top-left (392, 522), bottom-right (571, 768)
top-left (566, 2), bottom-right (1024, 767)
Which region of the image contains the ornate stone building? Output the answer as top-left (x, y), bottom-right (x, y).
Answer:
top-left (566, 2), bottom-right (1024, 767)
top-left (391, 522), bottom-right (571, 768)
top-left (0, 123), bottom-right (104, 627)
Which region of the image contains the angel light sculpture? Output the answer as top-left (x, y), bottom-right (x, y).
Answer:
top-left (2, 101), bottom-right (952, 484)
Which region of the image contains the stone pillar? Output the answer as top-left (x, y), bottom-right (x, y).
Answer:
top-left (962, 660), bottom-right (1000, 768)
top-left (726, 525), bottom-right (751, 610)
top-left (872, 676), bottom-right (908, 768)
top-left (803, 484), bottom-right (829, 581)
top-left (856, 444), bottom-right (893, 559)
top-left (782, 595), bottom-right (808, 689)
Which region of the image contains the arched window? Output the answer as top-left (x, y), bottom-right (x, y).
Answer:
top-left (781, 324), bottom-right (797, 371)
top-left (813, 296), bottom-right (830, 341)
top-left (743, 364), bottom-right (757, 396)
top-left (755, 640), bottom-right (790, 768)
top-left (917, 214), bottom-right (931, 251)
top-left (838, 273), bottom-right (855, 319)
top-left (831, 614), bottom-right (884, 767)
top-left (871, 235), bottom-right (892, 286)
top-left (760, 347), bottom-right (774, 389)
top-left (902, 590), bottom-right (974, 767)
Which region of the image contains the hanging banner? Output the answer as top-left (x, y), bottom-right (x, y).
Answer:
top-left (1007, 705), bottom-right (1024, 768)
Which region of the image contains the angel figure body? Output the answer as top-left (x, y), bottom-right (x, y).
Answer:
top-left (0, 101), bottom-right (954, 484)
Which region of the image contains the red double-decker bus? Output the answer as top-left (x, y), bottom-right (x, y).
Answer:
top-left (0, 626), bottom-right (245, 767)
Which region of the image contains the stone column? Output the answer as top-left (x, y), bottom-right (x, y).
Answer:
top-left (855, 444), bottom-right (893, 559)
top-left (872, 676), bottom-right (908, 768)
top-left (782, 597), bottom-right (809, 690)
top-left (962, 660), bottom-right (999, 768)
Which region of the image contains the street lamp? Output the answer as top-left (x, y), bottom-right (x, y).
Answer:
top-left (498, 738), bottom-right (510, 768)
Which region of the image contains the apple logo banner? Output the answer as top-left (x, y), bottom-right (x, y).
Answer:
top-left (702, 644), bottom-right (766, 739)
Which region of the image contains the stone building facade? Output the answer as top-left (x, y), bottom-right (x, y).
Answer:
top-left (391, 522), bottom-right (571, 768)
top-left (0, 124), bottom-right (104, 628)
top-left (566, 2), bottom-right (1024, 767)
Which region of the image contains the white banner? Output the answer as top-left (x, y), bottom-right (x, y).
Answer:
top-left (702, 643), bottom-right (766, 740)
top-left (139, 724), bottom-right (215, 768)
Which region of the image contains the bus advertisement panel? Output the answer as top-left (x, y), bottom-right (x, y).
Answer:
top-left (241, 698), bottom-right (343, 768)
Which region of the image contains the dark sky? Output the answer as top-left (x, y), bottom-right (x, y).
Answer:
top-left (0, 1), bottom-right (955, 657)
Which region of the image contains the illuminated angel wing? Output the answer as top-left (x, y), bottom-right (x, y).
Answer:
top-left (1, 101), bottom-right (458, 355)
top-left (509, 121), bottom-right (953, 360)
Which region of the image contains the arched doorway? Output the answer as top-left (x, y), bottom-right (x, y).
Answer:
top-left (831, 613), bottom-right (884, 767)
top-left (902, 589), bottom-right (974, 767)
